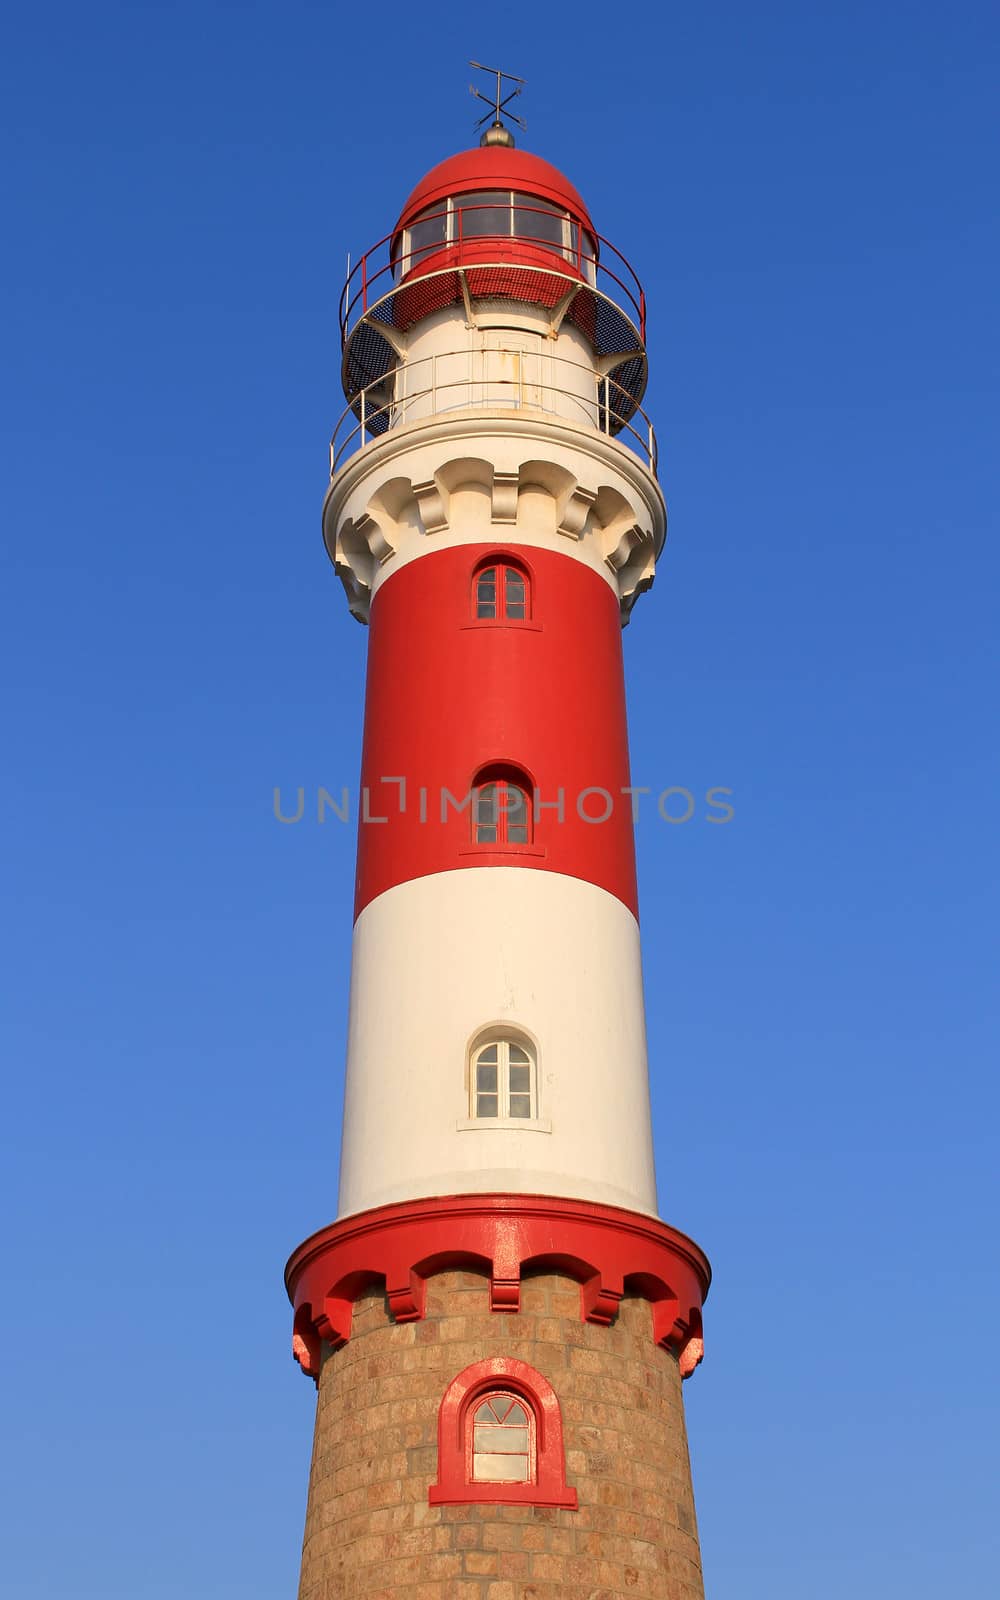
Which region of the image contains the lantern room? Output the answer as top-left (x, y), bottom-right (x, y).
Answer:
top-left (335, 143), bottom-right (654, 475)
top-left (390, 146), bottom-right (599, 286)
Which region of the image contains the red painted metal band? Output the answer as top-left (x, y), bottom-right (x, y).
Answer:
top-left (355, 544), bottom-right (639, 919)
top-left (286, 1193), bottom-right (709, 1383)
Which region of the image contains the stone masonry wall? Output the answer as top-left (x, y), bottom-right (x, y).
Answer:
top-left (297, 1269), bottom-right (705, 1600)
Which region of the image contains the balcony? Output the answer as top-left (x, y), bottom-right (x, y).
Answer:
top-left (338, 203), bottom-right (651, 449)
top-left (329, 345), bottom-right (657, 476)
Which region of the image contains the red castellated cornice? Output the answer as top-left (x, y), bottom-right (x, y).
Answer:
top-left (285, 1192), bottom-right (709, 1385)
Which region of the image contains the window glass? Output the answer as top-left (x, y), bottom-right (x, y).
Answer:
top-left (513, 194), bottom-right (565, 251)
top-left (475, 1050), bottom-right (498, 1117)
top-left (504, 568), bottom-right (525, 619)
top-left (472, 1394), bottom-right (532, 1483)
top-left (455, 190), bottom-right (511, 239)
top-left (472, 769), bottom-right (532, 847)
top-left (405, 208), bottom-right (448, 270)
top-left (471, 1038), bottom-right (536, 1120)
top-left (504, 783), bottom-right (528, 845)
top-left (476, 566), bottom-right (498, 619)
top-left (474, 561), bottom-right (529, 622)
top-left (475, 783), bottom-right (498, 843)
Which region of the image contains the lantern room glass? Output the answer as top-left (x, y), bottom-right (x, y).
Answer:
top-left (398, 192), bottom-right (596, 278)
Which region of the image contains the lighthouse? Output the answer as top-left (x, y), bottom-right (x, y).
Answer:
top-left (286, 106), bottom-right (711, 1598)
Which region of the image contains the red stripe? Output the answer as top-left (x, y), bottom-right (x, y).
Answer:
top-left (286, 1192), bottom-right (709, 1381)
top-left (354, 543), bottom-right (638, 918)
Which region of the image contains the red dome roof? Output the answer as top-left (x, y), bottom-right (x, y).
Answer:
top-left (394, 146), bottom-right (595, 240)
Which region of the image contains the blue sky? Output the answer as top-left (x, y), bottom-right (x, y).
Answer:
top-left (2, 2), bottom-right (997, 1595)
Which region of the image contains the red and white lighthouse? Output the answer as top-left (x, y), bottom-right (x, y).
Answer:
top-left (287, 119), bottom-right (711, 1599)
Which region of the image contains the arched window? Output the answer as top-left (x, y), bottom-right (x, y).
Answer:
top-left (471, 1037), bottom-right (536, 1120)
top-left (474, 561), bottom-right (529, 621)
top-left (473, 769), bottom-right (531, 845)
top-left (429, 1357), bottom-right (577, 1507)
top-left (471, 1392), bottom-right (534, 1483)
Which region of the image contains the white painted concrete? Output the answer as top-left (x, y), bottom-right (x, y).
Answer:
top-left (396, 304), bottom-right (600, 430)
top-left (336, 868), bottom-right (659, 1218)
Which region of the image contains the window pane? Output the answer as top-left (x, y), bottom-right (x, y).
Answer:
top-left (477, 568), bottom-right (497, 619)
top-left (476, 1093), bottom-right (499, 1118)
top-left (477, 784), bottom-right (498, 824)
top-left (476, 824), bottom-right (498, 844)
top-left (503, 1401), bottom-right (527, 1424)
top-left (475, 1399), bottom-right (501, 1422)
top-left (476, 1061), bottom-right (498, 1092)
top-left (514, 198), bottom-right (565, 251)
top-left (508, 1094), bottom-right (532, 1118)
top-left (474, 1424), bottom-right (529, 1453)
top-left (504, 569), bottom-right (525, 619)
top-left (504, 785), bottom-right (527, 824)
top-left (508, 1064), bottom-right (531, 1093)
top-left (478, 1045), bottom-right (498, 1065)
top-left (455, 191), bottom-right (511, 238)
top-left (508, 1046), bottom-right (529, 1065)
top-left (473, 1452), bottom-right (530, 1482)
top-left (407, 209), bottom-right (447, 266)
top-left (507, 824), bottom-right (528, 844)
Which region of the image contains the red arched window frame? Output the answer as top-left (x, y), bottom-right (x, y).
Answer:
top-left (472, 764), bottom-right (532, 847)
top-left (429, 1357), bottom-right (577, 1507)
top-left (473, 558), bottom-right (531, 623)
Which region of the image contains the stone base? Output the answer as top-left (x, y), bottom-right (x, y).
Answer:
top-left (297, 1268), bottom-right (706, 1600)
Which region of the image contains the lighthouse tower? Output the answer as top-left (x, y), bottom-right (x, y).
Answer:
top-left (286, 116), bottom-right (711, 1599)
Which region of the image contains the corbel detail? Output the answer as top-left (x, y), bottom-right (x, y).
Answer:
top-left (353, 512), bottom-right (395, 567)
top-left (556, 482), bottom-right (598, 541)
top-left (411, 478), bottom-right (449, 535)
top-left (491, 470), bottom-right (520, 526)
top-left (581, 1271), bottom-right (624, 1327)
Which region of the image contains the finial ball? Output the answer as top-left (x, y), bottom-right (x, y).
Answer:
top-left (480, 122), bottom-right (515, 149)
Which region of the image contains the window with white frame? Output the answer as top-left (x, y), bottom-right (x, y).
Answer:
top-left (471, 1392), bottom-right (535, 1483)
top-left (471, 1037), bottom-right (536, 1120)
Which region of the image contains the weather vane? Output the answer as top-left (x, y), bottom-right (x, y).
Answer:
top-left (469, 60), bottom-right (526, 145)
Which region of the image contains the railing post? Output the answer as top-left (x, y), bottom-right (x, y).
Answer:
top-left (361, 252), bottom-right (368, 315)
top-left (431, 354), bottom-right (437, 415)
top-left (603, 375), bottom-right (610, 434)
top-left (360, 388), bottom-right (366, 449)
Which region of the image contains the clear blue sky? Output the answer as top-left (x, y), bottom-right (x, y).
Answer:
top-left (2, 3), bottom-right (997, 1595)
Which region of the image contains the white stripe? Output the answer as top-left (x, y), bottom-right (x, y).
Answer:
top-left (337, 868), bottom-right (658, 1218)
